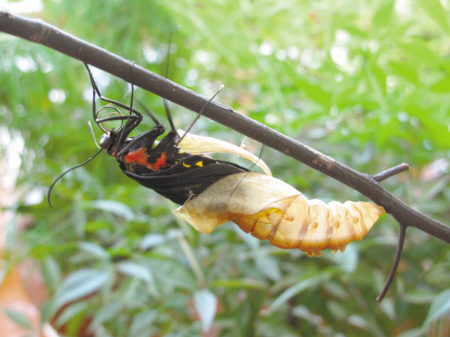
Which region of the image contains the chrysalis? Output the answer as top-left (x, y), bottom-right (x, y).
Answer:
top-left (174, 172), bottom-right (385, 256)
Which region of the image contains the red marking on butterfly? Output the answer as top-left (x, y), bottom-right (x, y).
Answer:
top-left (124, 148), bottom-right (168, 171)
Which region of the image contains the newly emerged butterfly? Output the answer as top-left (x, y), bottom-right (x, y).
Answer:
top-left (48, 63), bottom-right (270, 206)
top-left (49, 60), bottom-right (384, 257)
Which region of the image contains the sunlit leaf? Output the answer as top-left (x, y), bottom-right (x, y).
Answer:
top-left (117, 261), bottom-right (153, 283)
top-left (1, 308), bottom-right (33, 329)
top-left (79, 241), bottom-right (110, 260)
top-left (417, 0), bottom-right (450, 34)
top-left (347, 314), bottom-right (367, 328)
top-left (53, 269), bottom-right (110, 310)
top-left (193, 289), bottom-right (217, 331)
top-left (212, 278), bottom-right (268, 290)
top-left (325, 244), bottom-right (359, 274)
top-left (82, 200), bottom-right (135, 220)
top-left (327, 300), bottom-right (347, 320)
top-left (139, 233), bottom-right (166, 250)
top-left (423, 289), bottom-right (450, 326)
top-left (254, 252), bottom-right (281, 281)
top-left (372, 0), bottom-right (395, 28)
top-left (89, 301), bottom-right (123, 330)
top-left (397, 327), bottom-right (428, 337)
top-left (129, 310), bottom-right (157, 337)
top-left (53, 301), bottom-right (89, 327)
top-left (42, 255), bottom-right (62, 291)
top-left (397, 41), bottom-right (441, 67)
top-left (267, 275), bottom-right (329, 313)
top-left (429, 77), bottom-right (450, 93)
top-left (380, 297), bottom-right (396, 320)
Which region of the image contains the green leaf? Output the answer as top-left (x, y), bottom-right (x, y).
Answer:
top-left (82, 200), bottom-right (135, 220)
top-left (129, 310), bottom-right (157, 337)
top-left (380, 297), bottom-right (396, 320)
top-left (53, 301), bottom-right (89, 327)
top-left (193, 289), bottom-right (217, 331)
top-left (347, 314), bottom-right (367, 328)
top-left (1, 308), bottom-right (33, 329)
top-left (89, 301), bottom-right (123, 329)
top-left (397, 41), bottom-right (441, 67)
top-left (211, 278), bottom-right (268, 290)
top-left (372, 0), bottom-right (395, 28)
top-left (42, 255), bottom-right (62, 291)
top-left (423, 289), bottom-right (450, 325)
top-left (397, 327), bottom-right (428, 337)
top-left (326, 300), bottom-right (347, 320)
top-left (404, 292), bottom-right (436, 304)
top-left (117, 261), bottom-right (153, 283)
top-left (429, 77), bottom-right (450, 93)
top-left (79, 241), bottom-right (110, 260)
top-left (53, 269), bottom-right (110, 310)
top-left (417, 0), bottom-right (450, 34)
top-left (325, 244), bottom-right (359, 274)
top-left (84, 220), bottom-right (111, 233)
top-left (139, 233), bottom-right (166, 250)
top-left (267, 275), bottom-right (329, 313)
top-left (254, 252), bottom-right (281, 281)
top-left (387, 60), bottom-right (418, 84)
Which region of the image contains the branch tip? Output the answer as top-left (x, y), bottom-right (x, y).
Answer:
top-left (373, 163), bottom-right (410, 182)
top-left (377, 223), bottom-right (407, 302)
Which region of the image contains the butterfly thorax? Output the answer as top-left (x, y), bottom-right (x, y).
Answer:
top-left (108, 130), bottom-right (189, 175)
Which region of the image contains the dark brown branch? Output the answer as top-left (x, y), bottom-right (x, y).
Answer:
top-left (377, 223), bottom-right (407, 302)
top-left (373, 163), bottom-right (411, 182)
top-left (1, 12), bottom-right (449, 244)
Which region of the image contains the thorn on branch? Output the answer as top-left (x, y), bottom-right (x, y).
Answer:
top-left (377, 223), bottom-right (407, 302)
top-left (373, 163), bottom-right (410, 182)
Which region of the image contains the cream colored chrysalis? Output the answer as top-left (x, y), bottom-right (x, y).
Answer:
top-left (175, 132), bottom-right (384, 257)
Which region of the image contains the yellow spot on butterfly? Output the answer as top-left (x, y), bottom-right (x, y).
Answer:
top-left (196, 161), bottom-right (203, 167)
top-left (151, 140), bottom-right (159, 149)
top-left (183, 162), bottom-right (191, 168)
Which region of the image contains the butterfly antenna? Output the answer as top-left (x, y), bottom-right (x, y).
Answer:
top-left (163, 98), bottom-right (176, 132)
top-left (176, 85), bottom-right (224, 145)
top-left (48, 149), bottom-right (103, 207)
top-left (162, 27), bottom-right (179, 132)
top-left (228, 141), bottom-right (266, 203)
top-left (136, 99), bottom-right (161, 126)
top-left (84, 62), bottom-right (102, 99)
top-left (116, 62), bottom-right (136, 153)
top-left (247, 142), bottom-right (266, 171)
top-left (88, 121), bottom-right (101, 149)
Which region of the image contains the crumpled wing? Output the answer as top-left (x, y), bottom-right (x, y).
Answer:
top-left (174, 172), bottom-right (385, 257)
top-left (177, 130), bottom-right (272, 176)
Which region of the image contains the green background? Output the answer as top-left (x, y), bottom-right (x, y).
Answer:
top-left (1, 0), bottom-right (449, 336)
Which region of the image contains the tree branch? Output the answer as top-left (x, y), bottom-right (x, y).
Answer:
top-left (1, 12), bottom-right (449, 244)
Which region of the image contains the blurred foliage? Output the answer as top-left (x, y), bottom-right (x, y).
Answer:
top-left (1, 0), bottom-right (450, 336)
